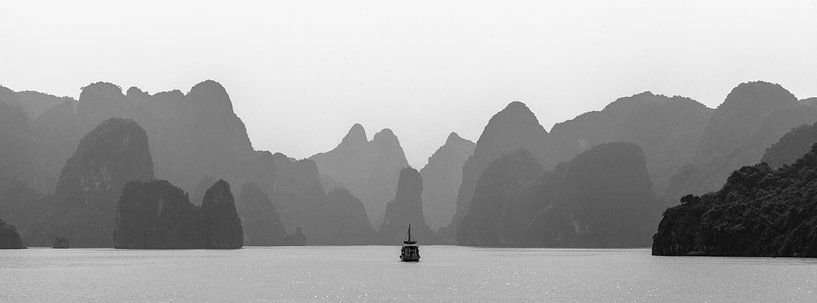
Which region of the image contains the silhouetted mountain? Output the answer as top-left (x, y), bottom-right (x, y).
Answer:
top-left (32, 98), bottom-right (81, 192)
top-left (27, 118), bottom-right (154, 247)
top-left (550, 92), bottom-right (712, 192)
top-left (379, 168), bottom-right (437, 244)
top-left (310, 124), bottom-right (409, 226)
top-left (0, 213), bottom-right (25, 249)
top-left (419, 132), bottom-right (475, 230)
top-left (665, 82), bottom-right (817, 203)
top-left (457, 149), bottom-right (544, 246)
top-left (113, 180), bottom-right (202, 248)
top-left (458, 143), bottom-right (659, 247)
top-left (0, 103), bottom-right (39, 189)
top-left (26, 80), bottom-right (253, 194)
top-left (237, 182), bottom-right (286, 245)
top-left (527, 142), bottom-right (660, 247)
top-left (190, 176), bottom-right (216, 206)
top-left (200, 180), bottom-right (243, 249)
top-left (446, 101), bottom-right (575, 237)
top-left (694, 81), bottom-right (798, 163)
top-left (267, 153), bottom-right (325, 238)
top-left (761, 121), bottom-right (817, 168)
top-left (114, 179), bottom-right (244, 249)
top-left (653, 144), bottom-right (817, 257)
top-left (16, 91), bottom-right (73, 119)
top-left (317, 188), bottom-right (377, 244)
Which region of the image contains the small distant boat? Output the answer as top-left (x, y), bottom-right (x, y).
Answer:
top-left (52, 237), bottom-right (69, 249)
top-left (400, 224), bottom-right (420, 262)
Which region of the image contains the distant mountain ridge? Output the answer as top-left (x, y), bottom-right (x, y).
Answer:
top-left (420, 132), bottom-right (475, 230)
top-left (664, 81), bottom-right (817, 204)
top-left (458, 142), bottom-right (660, 247)
top-left (550, 91), bottom-right (712, 193)
top-left (310, 123), bottom-right (409, 227)
top-left (446, 101), bottom-right (577, 238)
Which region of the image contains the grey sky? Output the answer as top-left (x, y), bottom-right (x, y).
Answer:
top-left (3, 0), bottom-right (816, 166)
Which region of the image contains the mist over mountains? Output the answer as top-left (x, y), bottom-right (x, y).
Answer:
top-left (2, 79), bottom-right (816, 251)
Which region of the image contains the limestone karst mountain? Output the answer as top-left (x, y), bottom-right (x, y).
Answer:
top-left (458, 143), bottom-right (660, 247)
top-left (200, 180), bottom-right (243, 249)
top-left (527, 142), bottom-right (660, 247)
top-left (262, 152), bottom-right (376, 245)
top-left (653, 143), bottom-right (817, 257)
top-left (446, 101), bottom-right (576, 237)
top-left (266, 153), bottom-right (325, 239)
top-left (22, 80), bottom-right (253, 194)
top-left (379, 167), bottom-right (437, 244)
top-left (664, 82), bottom-right (817, 204)
top-left (694, 82), bottom-right (798, 163)
top-left (113, 179), bottom-right (244, 249)
top-left (761, 121), bottom-right (817, 168)
top-left (550, 92), bottom-right (712, 193)
top-left (310, 124), bottom-right (409, 226)
top-left (419, 132), bottom-right (475, 230)
top-left (27, 118), bottom-right (155, 247)
top-left (237, 182), bottom-right (287, 245)
top-left (190, 176), bottom-right (216, 206)
top-left (0, 102), bottom-right (39, 193)
top-left (2, 81), bottom-right (371, 246)
top-left (317, 188), bottom-right (377, 244)
top-left (16, 91), bottom-right (73, 119)
top-left (457, 149), bottom-right (544, 246)
top-left (113, 180), bottom-right (202, 248)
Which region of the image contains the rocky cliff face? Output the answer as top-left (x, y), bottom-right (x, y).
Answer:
top-left (27, 118), bottom-right (154, 247)
top-left (694, 81), bottom-right (798, 163)
top-left (447, 102), bottom-right (575, 236)
top-left (420, 132), bottom-right (475, 230)
top-left (26, 80), bottom-right (253, 194)
top-left (200, 180), bottom-right (243, 249)
top-left (550, 92), bottom-right (712, 193)
top-left (237, 182), bottom-right (286, 245)
top-left (113, 180), bottom-right (201, 248)
top-left (310, 124), bottom-right (409, 226)
top-left (317, 188), bottom-right (377, 244)
top-left (267, 153), bottom-right (325, 238)
top-left (664, 82), bottom-right (817, 203)
top-left (0, 103), bottom-right (39, 190)
top-left (114, 179), bottom-right (244, 249)
top-left (653, 143), bottom-right (817, 257)
top-left (379, 168), bottom-right (437, 243)
top-left (190, 176), bottom-right (216, 206)
top-left (458, 143), bottom-right (659, 247)
top-left (528, 142), bottom-right (660, 247)
top-left (457, 149), bottom-right (544, 246)
top-left (761, 121), bottom-right (817, 168)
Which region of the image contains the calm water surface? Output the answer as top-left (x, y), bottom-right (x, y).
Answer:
top-left (1, 246), bottom-right (816, 302)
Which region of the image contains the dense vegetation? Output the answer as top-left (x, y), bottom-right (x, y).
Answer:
top-left (653, 143), bottom-right (817, 257)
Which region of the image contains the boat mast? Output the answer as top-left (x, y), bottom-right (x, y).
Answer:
top-left (407, 224), bottom-right (412, 242)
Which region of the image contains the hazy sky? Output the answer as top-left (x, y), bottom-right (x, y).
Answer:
top-left (3, 0), bottom-right (817, 166)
